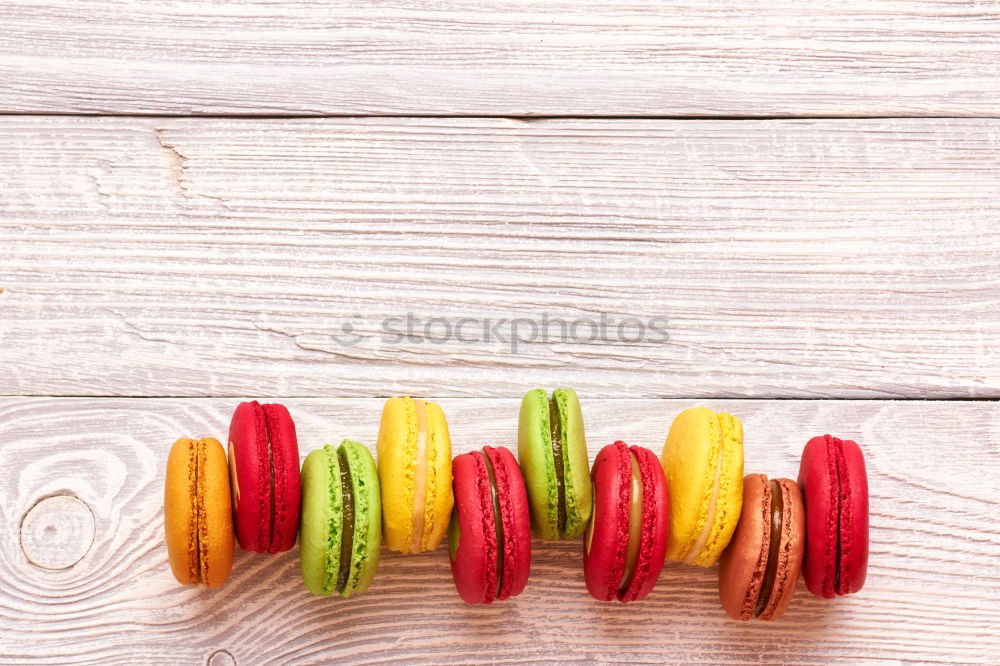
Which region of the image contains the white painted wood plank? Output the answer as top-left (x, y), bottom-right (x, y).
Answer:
top-left (3, 117), bottom-right (999, 398)
top-left (0, 398), bottom-right (997, 664)
top-left (1, 1), bottom-right (999, 116)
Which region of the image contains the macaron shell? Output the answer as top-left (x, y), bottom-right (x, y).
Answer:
top-left (661, 408), bottom-right (744, 567)
top-left (299, 446), bottom-right (343, 596)
top-left (553, 388), bottom-right (592, 539)
top-left (517, 389), bottom-right (559, 540)
top-left (484, 445), bottom-right (531, 600)
top-left (261, 403), bottom-right (301, 554)
top-left (583, 442), bottom-right (631, 601)
top-left (662, 408), bottom-right (716, 563)
top-left (340, 439), bottom-right (382, 597)
top-left (619, 445), bottom-right (669, 603)
top-left (800, 435), bottom-right (835, 597)
top-left (421, 401), bottom-right (454, 552)
top-left (697, 412), bottom-right (743, 567)
top-left (758, 478), bottom-right (805, 620)
top-left (199, 438), bottom-right (235, 588)
top-left (718, 474), bottom-right (771, 620)
top-left (229, 401), bottom-right (271, 552)
top-left (376, 397), bottom-right (417, 552)
top-left (837, 438), bottom-right (869, 596)
top-left (450, 451), bottom-right (498, 604)
top-left (165, 438), bottom-right (200, 585)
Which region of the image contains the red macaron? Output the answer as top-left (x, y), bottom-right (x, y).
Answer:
top-left (449, 446), bottom-right (532, 604)
top-left (228, 401), bottom-right (302, 553)
top-left (584, 441), bottom-right (669, 602)
top-left (798, 434), bottom-right (869, 598)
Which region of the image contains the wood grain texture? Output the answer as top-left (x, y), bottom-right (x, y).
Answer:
top-left (3, 117), bottom-right (999, 399)
top-left (1, 1), bottom-right (1000, 116)
top-left (19, 496), bottom-right (96, 570)
top-left (0, 397), bottom-right (997, 664)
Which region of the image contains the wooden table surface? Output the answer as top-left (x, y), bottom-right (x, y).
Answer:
top-left (2, 2), bottom-right (999, 664)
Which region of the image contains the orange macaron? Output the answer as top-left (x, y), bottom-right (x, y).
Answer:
top-left (164, 437), bottom-right (235, 587)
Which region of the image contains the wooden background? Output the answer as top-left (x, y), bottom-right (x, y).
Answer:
top-left (1, 1), bottom-right (999, 664)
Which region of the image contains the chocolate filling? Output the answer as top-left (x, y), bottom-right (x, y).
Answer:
top-left (584, 486), bottom-right (597, 555)
top-left (336, 450), bottom-right (355, 592)
top-left (755, 480), bottom-right (783, 616)
top-left (481, 450), bottom-right (504, 598)
top-left (447, 510), bottom-right (460, 561)
top-left (548, 396), bottom-right (567, 536)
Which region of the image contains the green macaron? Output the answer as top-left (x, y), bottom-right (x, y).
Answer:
top-left (517, 388), bottom-right (592, 540)
top-left (300, 439), bottom-right (381, 598)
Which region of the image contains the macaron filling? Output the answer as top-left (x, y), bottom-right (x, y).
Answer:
top-left (189, 439), bottom-right (204, 584)
top-left (548, 395), bottom-right (568, 536)
top-left (481, 450), bottom-right (505, 598)
top-left (829, 434), bottom-right (846, 595)
top-left (683, 434), bottom-right (724, 564)
top-left (410, 399), bottom-right (430, 552)
top-left (336, 449), bottom-right (355, 593)
top-left (755, 480), bottom-right (783, 616)
top-left (447, 511), bottom-right (460, 560)
top-left (263, 410), bottom-right (277, 551)
top-left (318, 447), bottom-right (342, 596)
top-left (584, 487), bottom-right (597, 554)
top-left (619, 451), bottom-right (643, 592)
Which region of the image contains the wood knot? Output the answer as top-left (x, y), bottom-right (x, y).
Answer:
top-left (19, 495), bottom-right (95, 569)
top-left (206, 649), bottom-right (236, 666)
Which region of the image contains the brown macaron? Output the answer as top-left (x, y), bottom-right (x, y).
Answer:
top-left (718, 474), bottom-right (805, 621)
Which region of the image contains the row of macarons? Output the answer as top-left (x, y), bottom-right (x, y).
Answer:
top-left (163, 389), bottom-right (868, 620)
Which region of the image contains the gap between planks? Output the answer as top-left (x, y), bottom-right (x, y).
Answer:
top-left (2, 113), bottom-right (999, 120)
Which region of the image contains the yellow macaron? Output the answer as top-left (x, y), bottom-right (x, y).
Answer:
top-left (376, 396), bottom-right (454, 553)
top-left (660, 407), bottom-right (744, 567)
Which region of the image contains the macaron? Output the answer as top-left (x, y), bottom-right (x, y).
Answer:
top-left (517, 388), bottom-right (592, 540)
top-left (164, 437), bottom-right (234, 587)
top-left (228, 401), bottom-right (302, 553)
top-left (300, 440), bottom-right (382, 598)
top-left (584, 441), bottom-right (669, 602)
top-left (376, 396), bottom-right (453, 553)
top-left (448, 446), bottom-right (531, 604)
top-left (718, 474), bottom-right (805, 620)
top-left (798, 434), bottom-right (869, 598)
top-left (660, 407), bottom-right (744, 567)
